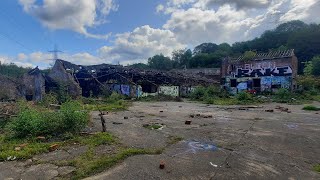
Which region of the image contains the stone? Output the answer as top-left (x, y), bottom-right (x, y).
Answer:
top-left (21, 164), bottom-right (59, 180)
top-left (58, 166), bottom-right (76, 176)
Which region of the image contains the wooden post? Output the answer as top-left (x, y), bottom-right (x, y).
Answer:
top-left (99, 113), bottom-right (106, 132)
top-left (96, 104), bottom-right (106, 132)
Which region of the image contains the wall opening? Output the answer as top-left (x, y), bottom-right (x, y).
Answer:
top-left (230, 79), bottom-right (237, 87)
top-left (25, 94), bottom-right (33, 101)
top-left (253, 79), bottom-right (261, 88)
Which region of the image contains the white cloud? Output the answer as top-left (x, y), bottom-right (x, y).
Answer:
top-left (159, 0), bottom-right (320, 45)
top-left (98, 25), bottom-right (186, 64)
top-left (18, 0), bottom-right (118, 39)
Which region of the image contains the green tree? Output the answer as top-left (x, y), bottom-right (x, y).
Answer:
top-left (147, 54), bottom-right (173, 70)
top-left (242, 51), bottom-right (256, 61)
top-left (172, 49), bottom-right (192, 68)
top-left (193, 43), bottom-right (218, 55)
top-left (303, 61), bottom-right (313, 76)
top-left (311, 56), bottom-right (320, 76)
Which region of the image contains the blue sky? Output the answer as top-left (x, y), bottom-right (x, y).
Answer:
top-left (0, 0), bottom-right (319, 68)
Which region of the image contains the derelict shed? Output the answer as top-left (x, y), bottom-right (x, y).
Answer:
top-left (221, 49), bottom-right (298, 94)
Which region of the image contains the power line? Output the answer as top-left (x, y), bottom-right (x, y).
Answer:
top-left (0, 31), bottom-right (33, 52)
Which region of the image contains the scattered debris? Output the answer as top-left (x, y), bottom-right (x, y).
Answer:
top-left (185, 120), bottom-right (192, 125)
top-left (112, 122), bottom-right (123, 125)
top-left (49, 144), bottom-right (59, 152)
top-left (189, 113), bottom-right (213, 118)
top-left (210, 162), bottom-right (218, 167)
top-left (285, 124), bottom-right (299, 129)
top-left (159, 110), bottom-right (164, 113)
top-left (7, 156), bottom-right (17, 161)
top-left (36, 136), bottom-right (46, 141)
top-left (159, 161), bottom-right (165, 169)
top-left (276, 106), bottom-right (291, 113)
top-left (265, 109), bottom-right (274, 112)
top-left (124, 116), bottom-right (128, 119)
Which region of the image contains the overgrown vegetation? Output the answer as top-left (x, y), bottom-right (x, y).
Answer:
top-left (314, 164), bottom-right (320, 173)
top-left (82, 92), bottom-right (130, 111)
top-left (190, 86), bottom-right (262, 105)
top-left (6, 100), bottom-right (89, 138)
top-left (0, 132), bottom-right (116, 161)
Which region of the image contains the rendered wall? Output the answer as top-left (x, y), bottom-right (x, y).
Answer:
top-left (159, 86), bottom-right (179, 97)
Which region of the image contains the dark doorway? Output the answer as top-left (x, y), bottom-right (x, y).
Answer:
top-left (230, 79), bottom-right (237, 87)
top-left (26, 95), bottom-right (33, 101)
top-left (253, 79), bottom-right (261, 88)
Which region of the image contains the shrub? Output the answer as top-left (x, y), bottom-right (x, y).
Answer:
top-left (273, 88), bottom-right (293, 103)
top-left (190, 87), bottom-right (207, 100)
top-left (38, 93), bottom-right (59, 107)
top-left (302, 105), bottom-right (320, 111)
top-left (60, 101), bottom-right (89, 133)
top-left (7, 100), bottom-right (88, 138)
top-left (236, 91), bottom-right (253, 102)
top-left (107, 92), bottom-right (124, 103)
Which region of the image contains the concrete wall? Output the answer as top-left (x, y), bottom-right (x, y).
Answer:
top-left (159, 86), bottom-right (179, 97)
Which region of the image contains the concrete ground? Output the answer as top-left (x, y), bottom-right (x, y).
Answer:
top-left (87, 101), bottom-right (320, 180)
top-left (1, 101), bottom-right (320, 180)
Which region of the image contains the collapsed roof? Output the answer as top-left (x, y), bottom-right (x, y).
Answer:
top-left (54, 59), bottom-right (219, 86)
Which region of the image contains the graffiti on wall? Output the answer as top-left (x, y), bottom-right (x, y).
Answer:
top-left (159, 86), bottom-right (179, 97)
top-left (235, 66), bottom-right (292, 78)
top-left (180, 86), bottom-right (196, 97)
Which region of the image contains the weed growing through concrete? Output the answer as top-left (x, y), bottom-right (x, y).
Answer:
top-left (143, 123), bottom-right (163, 130)
top-left (0, 132), bottom-right (116, 161)
top-left (167, 135), bottom-right (184, 145)
top-left (314, 164), bottom-right (320, 173)
top-left (302, 105), bottom-right (320, 111)
top-left (69, 148), bottom-right (163, 179)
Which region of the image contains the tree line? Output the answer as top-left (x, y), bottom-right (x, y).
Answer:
top-left (130, 20), bottom-right (320, 74)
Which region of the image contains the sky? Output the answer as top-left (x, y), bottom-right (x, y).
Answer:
top-left (0, 0), bottom-right (319, 69)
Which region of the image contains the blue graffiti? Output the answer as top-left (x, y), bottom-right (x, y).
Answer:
top-left (188, 141), bottom-right (218, 152)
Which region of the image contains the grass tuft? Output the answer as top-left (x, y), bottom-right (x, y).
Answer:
top-left (302, 105), bottom-right (320, 111)
top-left (314, 164), bottom-right (320, 173)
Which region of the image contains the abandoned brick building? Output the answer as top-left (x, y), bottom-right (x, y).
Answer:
top-left (221, 49), bottom-right (298, 94)
top-left (45, 60), bottom-right (220, 98)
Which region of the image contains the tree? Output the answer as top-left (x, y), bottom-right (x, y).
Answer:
top-left (303, 61), bottom-right (313, 76)
top-left (311, 56), bottom-right (320, 76)
top-left (147, 54), bottom-right (173, 70)
top-left (193, 43), bottom-right (218, 55)
top-left (172, 49), bottom-right (192, 68)
top-left (242, 51), bottom-right (256, 61)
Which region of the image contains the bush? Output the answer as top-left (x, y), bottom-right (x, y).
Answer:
top-left (190, 87), bottom-right (206, 100)
top-left (38, 93), bottom-right (59, 107)
top-left (273, 88), bottom-right (293, 103)
top-left (236, 91), bottom-right (253, 102)
top-left (7, 100), bottom-right (88, 138)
